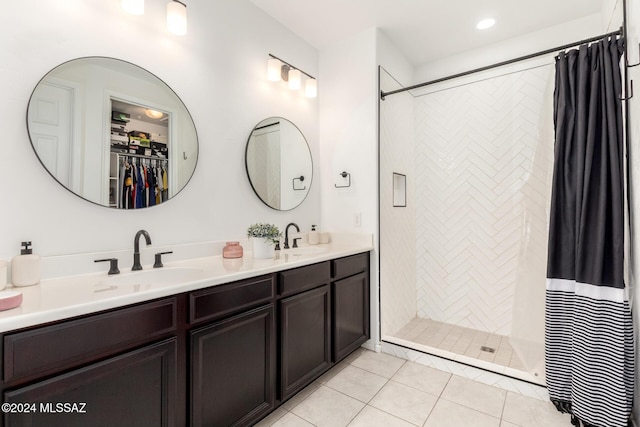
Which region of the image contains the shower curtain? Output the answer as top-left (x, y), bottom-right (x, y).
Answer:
top-left (545, 37), bottom-right (634, 427)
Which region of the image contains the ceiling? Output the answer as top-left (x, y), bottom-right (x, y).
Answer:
top-left (250, 0), bottom-right (603, 65)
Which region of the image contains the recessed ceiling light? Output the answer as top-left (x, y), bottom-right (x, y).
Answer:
top-left (145, 109), bottom-right (164, 119)
top-left (477, 18), bottom-right (496, 30)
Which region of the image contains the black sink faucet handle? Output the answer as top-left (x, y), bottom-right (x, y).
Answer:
top-left (94, 258), bottom-right (120, 275)
top-left (292, 237), bottom-right (302, 248)
top-left (153, 251), bottom-right (173, 268)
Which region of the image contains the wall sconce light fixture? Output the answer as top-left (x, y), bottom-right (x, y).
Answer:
top-left (121, 0), bottom-right (144, 15)
top-left (267, 54), bottom-right (317, 98)
top-left (167, 0), bottom-right (187, 35)
top-left (122, 0), bottom-right (187, 36)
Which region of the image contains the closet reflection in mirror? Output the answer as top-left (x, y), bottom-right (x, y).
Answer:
top-left (26, 57), bottom-right (198, 209)
top-left (245, 117), bottom-right (312, 211)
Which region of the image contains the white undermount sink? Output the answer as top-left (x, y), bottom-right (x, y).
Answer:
top-left (98, 267), bottom-right (204, 287)
top-left (284, 246), bottom-right (329, 256)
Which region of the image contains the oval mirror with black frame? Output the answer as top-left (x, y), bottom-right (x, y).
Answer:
top-left (245, 117), bottom-right (312, 211)
top-left (26, 56), bottom-right (198, 209)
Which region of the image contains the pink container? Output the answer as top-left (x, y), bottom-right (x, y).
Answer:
top-left (223, 242), bottom-right (243, 259)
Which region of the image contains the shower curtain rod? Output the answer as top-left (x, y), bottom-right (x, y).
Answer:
top-left (380, 28), bottom-right (623, 100)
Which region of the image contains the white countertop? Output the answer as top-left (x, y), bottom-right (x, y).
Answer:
top-left (0, 235), bottom-right (373, 333)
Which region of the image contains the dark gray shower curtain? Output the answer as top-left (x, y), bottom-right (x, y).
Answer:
top-left (546, 37), bottom-right (634, 427)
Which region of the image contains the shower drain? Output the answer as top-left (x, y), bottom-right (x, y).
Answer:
top-left (480, 346), bottom-right (496, 353)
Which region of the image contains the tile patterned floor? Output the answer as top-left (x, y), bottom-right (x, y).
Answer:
top-left (393, 317), bottom-right (526, 370)
top-left (255, 349), bottom-right (571, 427)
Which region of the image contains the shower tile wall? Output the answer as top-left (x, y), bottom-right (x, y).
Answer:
top-left (415, 66), bottom-right (552, 335)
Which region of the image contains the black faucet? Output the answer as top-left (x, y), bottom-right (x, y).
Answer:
top-left (132, 229), bottom-right (152, 271)
top-left (283, 223), bottom-right (300, 249)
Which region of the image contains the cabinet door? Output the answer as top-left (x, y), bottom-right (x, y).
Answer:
top-left (280, 284), bottom-right (331, 400)
top-left (191, 304), bottom-right (275, 427)
top-left (3, 339), bottom-right (177, 427)
top-left (333, 272), bottom-right (370, 362)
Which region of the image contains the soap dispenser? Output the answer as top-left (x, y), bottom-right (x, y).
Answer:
top-left (308, 225), bottom-right (319, 245)
top-left (11, 241), bottom-right (41, 287)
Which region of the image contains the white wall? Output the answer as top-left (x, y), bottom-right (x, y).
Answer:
top-left (0, 0), bottom-right (319, 261)
top-left (318, 28), bottom-right (379, 346)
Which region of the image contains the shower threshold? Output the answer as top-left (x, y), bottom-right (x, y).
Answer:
top-left (385, 317), bottom-right (544, 385)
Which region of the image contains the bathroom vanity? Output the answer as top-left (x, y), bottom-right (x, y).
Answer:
top-left (0, 245), bottom-right (370, 427)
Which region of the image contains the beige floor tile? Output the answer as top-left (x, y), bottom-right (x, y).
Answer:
top-left (291, 386), bottom-right (364, 427)
top-left (438, 336), bottom-right (459, 351)
top-left (342, 347), bottom-right (367, 364)
top-left (351, 350), bottom-right (405, 378)
top-left (478, 349), bottom-right (496, 362)
top-left (440, 375), bottom-right (506, 418)
top-left (391, 361), bottom-right (451, 397)
top-left (347, 405), bottom-right (415, 427)
top-left (254, 407), bottom-right (288, 426)
top-left (484, 335), bottom-right (502, 347)
top-left (326, 365), bottom-right (388, 403)
top-left (271, 412), bottom-right (315, 427)
top-left (315, 359), bottom-right (350, 385)
top-left (424, 398), bottom-right (500, 427)
top-left (464, 346), bottom-right (481, 358)
top-left (500, 422), bottom-right (520, 427)
top-left (508, 354), bottom-right (526, 370)
top-left (369, 381), bottom-right (438, 426)
top-left (502, 392), bottom-right (572, 427)
top-left (282, 382), bottom-right (321, 411)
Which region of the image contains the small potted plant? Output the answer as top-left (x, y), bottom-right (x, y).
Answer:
top-left (247, 223), bottom-right (281, 259)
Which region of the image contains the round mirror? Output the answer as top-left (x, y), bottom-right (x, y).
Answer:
top-left (245, 117), bottom-right (312, 211)
top-left (27, 57), bottom-right (198, 209)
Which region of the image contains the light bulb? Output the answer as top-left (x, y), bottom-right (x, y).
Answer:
top-left (476, 18), bottom-right (496, 30)
top-left (122, 0), bottom-right (144, 15)
top-left (267, 58), bottom-right (282, 81)
top-left (305, 78), bottom-right (317, 98)
top-left (145, 109), bottom-right (164, 119)
top-left (167, 1), bottom-right (187, 36)
top-left (288, 69), bottom-right (301, 90)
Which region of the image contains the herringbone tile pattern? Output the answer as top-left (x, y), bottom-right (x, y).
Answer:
top-left (414, 66), bottom-right (554, 335)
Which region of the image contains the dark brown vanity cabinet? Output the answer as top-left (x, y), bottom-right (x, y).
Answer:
top-left (0, 251), bottom-right (370, 427)
top-left (1, 298), bottom-right (179, 427)
top-left (189, 275), bottom-right (276, 427)
top-left (332, 253), bottom-right (370, 362)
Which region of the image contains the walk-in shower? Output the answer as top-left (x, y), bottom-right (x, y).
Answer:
top-left (379, 60), bottom-right (557, 385)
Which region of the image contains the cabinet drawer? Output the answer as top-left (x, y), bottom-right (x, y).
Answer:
top-left (189, 275), bottom-right (274, 325)
top-left (278, 262), bottom-right (331, 297)
top-left (4, 298), bottom-right (177, 384)
top-left (332, 252), bottom-right (369, 280)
